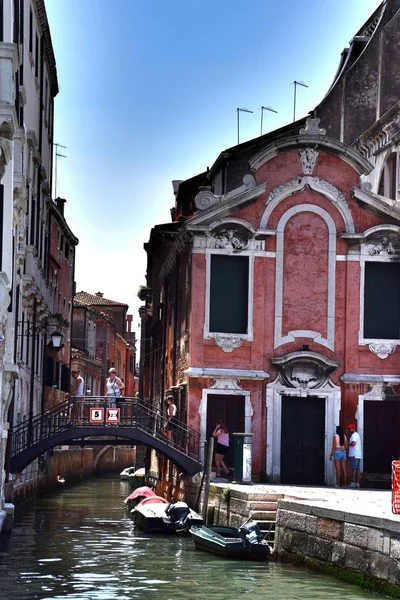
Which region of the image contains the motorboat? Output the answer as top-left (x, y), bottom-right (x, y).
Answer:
top-left (190, 521), bottom-right (272, 560)
top-left (128, 467), bottom-right (146, 489)
top-left (132, 497), bottom-right (203, 534)
top-left (120, 466), bottom-right (136, 481)
top-left (124, 486), bottom-right (155, 509)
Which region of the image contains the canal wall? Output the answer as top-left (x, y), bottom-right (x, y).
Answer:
top-left (274, 498), bottom-right (400, 597)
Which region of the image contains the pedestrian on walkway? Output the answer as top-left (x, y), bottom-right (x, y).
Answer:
top-left (347, 423), bottom-right (362, 488)
top-left (67, 369), bottom-right (84, 423)
top-left (105, 368), bottom-right (125, 408)
top-left (330, 425), bottom-right (348, 487)
top-left (162, 395), bottom-right (178, 443)
top-left (212, 420), bottom-right (230, 477)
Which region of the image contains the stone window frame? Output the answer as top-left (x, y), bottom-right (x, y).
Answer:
top-left (358, 225), bottom-right (400, 351)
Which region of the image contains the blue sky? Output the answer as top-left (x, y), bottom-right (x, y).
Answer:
top-left (45, 0), bottom-right (382, 334)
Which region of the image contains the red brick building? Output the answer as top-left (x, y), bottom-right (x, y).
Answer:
top-left (142, 0), bottom-right (400, 486)
top-left (72, 292), bottom-right (136, 396)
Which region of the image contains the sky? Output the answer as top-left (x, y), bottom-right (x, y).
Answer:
top-left (44, 0), bottom-right (382, 337)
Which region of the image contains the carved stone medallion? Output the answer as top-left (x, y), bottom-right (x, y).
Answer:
top-left (299, 117), bottom-right (326, 136)
top-left (271, 351), bottom-right (339, 389)
top-left (210, 227), bottom-right (250, 250)
top-left (299, 148), bottom-right (319, 174)
top-left (215, 336), bottom-right (243, 353)
top-left (368, 343), bottom-right (397, 360)
top-left (364, 233), bottom-right (400, 257)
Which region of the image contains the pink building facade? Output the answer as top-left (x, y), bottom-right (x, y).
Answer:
top-left (142, 1), bottom-right (400, 486)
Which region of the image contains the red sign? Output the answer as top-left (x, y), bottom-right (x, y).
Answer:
top-left (392, 461), bottom-right (400, 514)
top-left (106, 408), bottom-right (120, 423)
top-left (90, 408), bottom-right (104, 423)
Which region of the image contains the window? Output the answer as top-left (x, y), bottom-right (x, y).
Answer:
top-left (378, 153), bottom-right (398, 201)
top-left (364, 262), bottom-right (400, 339)
top-left (209, 255), bottom-right (249, 334)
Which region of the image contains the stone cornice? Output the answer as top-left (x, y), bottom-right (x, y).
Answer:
top-left (184, 367), bottom-right (270, 380)
top-left (187, 177), bottom-right (268, 228)
top-left (352, 184), bottom-right (400, 223)
top-left (249, 133), bottom-right (372, 175)
top-left (34, 0), bottom-right (59, 96)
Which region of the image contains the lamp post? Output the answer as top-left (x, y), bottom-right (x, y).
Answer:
top-left (18, 299), bottom-right (65, 445)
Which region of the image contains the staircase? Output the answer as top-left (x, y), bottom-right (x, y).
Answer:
top-left (248, 498), bottom-right (278, 547)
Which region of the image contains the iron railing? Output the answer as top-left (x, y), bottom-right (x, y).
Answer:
top-left (11, 397), bottom-right (201, 463)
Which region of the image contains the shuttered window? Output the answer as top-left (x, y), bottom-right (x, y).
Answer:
top-left (209, 255), bottom-right (249, 334)
top-left (364, 262), bottom-right (400, 339)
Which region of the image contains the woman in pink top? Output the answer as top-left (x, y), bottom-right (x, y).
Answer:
top-left (212, 420), bottom-right (230, 477)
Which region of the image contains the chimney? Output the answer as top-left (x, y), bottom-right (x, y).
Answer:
top-left (172, 180), bottom-right (183, 196)
top-left (55, 197), bottom-right (66, 215)
top-left (126, 314), bottom-right (132, 332)
top-left (95, 292), bottom-right (104, 297)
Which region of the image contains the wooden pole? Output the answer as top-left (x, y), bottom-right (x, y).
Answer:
top-left (201, 436), bottom-right (214, 525)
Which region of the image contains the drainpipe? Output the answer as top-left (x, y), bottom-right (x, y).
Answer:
top-left (28, 297), bottom-right (37, 446)
top-left (172, 265), bottom-right (179, 383)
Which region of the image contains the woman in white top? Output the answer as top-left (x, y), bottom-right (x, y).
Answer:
top-left (212, 420), bottom-right (230, 477)
top-left (105, 368), bottom-right (125, 407)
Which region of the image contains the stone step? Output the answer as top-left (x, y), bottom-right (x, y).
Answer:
top-left (256, 520), bottom-right (277, 531)
top-left (250, 510), bottom-right (277, 521)
top-left (247, 501), bottom-right (278, 511)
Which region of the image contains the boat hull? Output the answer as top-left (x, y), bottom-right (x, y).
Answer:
top-left (133, 503), bottom-right (203, 535)
top-left (190, 525), bottom-right (271, 560)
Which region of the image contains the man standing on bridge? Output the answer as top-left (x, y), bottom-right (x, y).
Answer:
top-left (67, 369), bottom-right (85, 423)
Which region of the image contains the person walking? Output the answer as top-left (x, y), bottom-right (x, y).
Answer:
top-left (212, 420), bottom-right (230, 477)
top-left (329, 425), bottom-right (348, 487)
top-left (162, 395), bottom-right (178, 443)
top-left (67, 369), bottom-right (84, 423)
top-left (105, 368), bottom-right (125, 408)
top-left (347, 423), bottom-right (362, 488)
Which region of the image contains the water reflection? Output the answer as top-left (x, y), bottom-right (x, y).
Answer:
top-left (0, 479), bottom-right (386, 600)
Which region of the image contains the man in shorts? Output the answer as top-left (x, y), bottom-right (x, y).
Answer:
top-left (347, 423), bottom-right (362, 488)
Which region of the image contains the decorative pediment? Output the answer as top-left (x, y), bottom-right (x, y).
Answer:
top-left (194, 174), bottom-right (258, 212)
top-left (364, 232), bottom-right (400, 256)
top-left (209, 224), bottom-right (251, 251)
top-left (271, 351), bottom-right (339, 390)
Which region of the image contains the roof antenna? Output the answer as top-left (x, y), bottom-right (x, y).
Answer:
top-left (260, 106), bottom-right (278, 135)
top-left (54, 142), bottom-right (67, 197)
top-left (236, 107), bottom-right (253, 145)
top-left (292, 81), bottom-right (308, 122)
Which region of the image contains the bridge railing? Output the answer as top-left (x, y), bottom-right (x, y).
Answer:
top-left (11, 397), bottom-right (201, 463)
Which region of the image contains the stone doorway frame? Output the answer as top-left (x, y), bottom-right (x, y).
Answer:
top-left (266, 380), bottom-right (341, 486)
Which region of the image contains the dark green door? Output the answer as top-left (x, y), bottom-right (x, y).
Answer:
top-left (281, 396), bottom-right (325, 485)
top-left (206, 394), bottom-right (245, 470)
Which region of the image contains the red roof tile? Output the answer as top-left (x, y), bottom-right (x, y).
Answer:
top-left (75, 291), bottom-right (128, 307)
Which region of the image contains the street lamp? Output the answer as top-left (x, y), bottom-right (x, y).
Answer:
top-left (17, 300), bottom-right (66, 444)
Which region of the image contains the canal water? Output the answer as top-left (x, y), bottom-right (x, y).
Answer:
top-left (0, 478), bottom-right (387, 600)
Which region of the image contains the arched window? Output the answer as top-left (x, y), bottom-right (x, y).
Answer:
top-left (378, 152), bottom-right (398, 200)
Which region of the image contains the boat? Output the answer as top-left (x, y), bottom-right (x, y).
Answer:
top-left (128, 467), bottom-right (146, 489)
top-left (132, 497), bottom-right (203, 534)
top-left (124, 486), bottom-right (155, 509)
top-left (120, 466), bottom-right (136, 481)
top-left (190, 521), bottom-right (272, 560)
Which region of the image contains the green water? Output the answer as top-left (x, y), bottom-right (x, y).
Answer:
top-left (0, 478), bottom-right (387, 600)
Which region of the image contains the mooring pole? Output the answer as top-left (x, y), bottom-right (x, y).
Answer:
top-left (201, 436), bottom-right (214, 525)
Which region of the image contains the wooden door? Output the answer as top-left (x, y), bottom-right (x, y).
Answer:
top-left (281, 395), bottom-right (325, 485)
top-left (364, 401), bottom-right (400, 475)
top-left (206, 394), bottom-right (245, 469)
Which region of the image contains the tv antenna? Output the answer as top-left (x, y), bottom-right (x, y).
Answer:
top-left (54, 142), bottom-right (67, 197)
top-left (260, 106), bottom-right (278, 135)
top-left (292, 81), bottom-right (308, 122)
top-left (236, 107), bottom-right (253, 145)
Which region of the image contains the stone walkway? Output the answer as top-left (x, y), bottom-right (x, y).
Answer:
top-left (212, 482), bottom-right (400, 526)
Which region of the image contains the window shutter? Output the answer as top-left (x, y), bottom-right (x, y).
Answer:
top-left (210, 255), bottom-right (249, 334)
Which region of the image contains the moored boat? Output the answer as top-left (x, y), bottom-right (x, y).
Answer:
top-left (190, 521), bottom-right (272, 560)
top-left (132, 497), bottom-right (203, 534)
top-left (120, 466), bottom-right (136, 481)
top-left (124, 486), bottom-right (155, 510)
top-left (128, 467), bottom-right (146, 489)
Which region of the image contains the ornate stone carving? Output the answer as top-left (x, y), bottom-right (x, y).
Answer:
top-left (299, 117), bottom-right (326, 136)
top-left (271, 351), bottom-right (339, 389)
top-left (267, 178), bottom-right (303, 202)
top-left (210, 376), bottom-right (243, 390)
top-left (365, 233), bottom-right (400, 256)
top-left (368, 343), bottom-right (397, 360)
top-left (215, 336), bottom-right (243, 353)
top-left (299, 148), bottom-right (319, 174)
top-left (194, 186), bottom-right (220, 211)
top-left (312, 177), bottom-right (348, 206)
top-left (210, 227), bottom-right (250, 250)
top-left (0, 274), bottom-right (10, 320)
